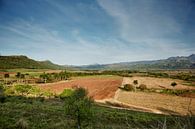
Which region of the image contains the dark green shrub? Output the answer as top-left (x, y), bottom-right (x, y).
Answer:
top-left (133, 80), bottom-right (138, 85)
top-left (123, 84), bottom-right (134, 91)
top-left (171, 82), bottom-right (177, 87)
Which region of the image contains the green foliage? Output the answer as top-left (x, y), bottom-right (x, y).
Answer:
top-left (0, 55), bottom-right (65, 69)
top-left (171, 82), bottom-right (177, 87)
top-left (15, 85), bottom-right (32, 95)
top-left (0, 95), bottom-right (194, 129)
top-left (15, 72), bottom-right (25, 79)
top-left (59, 89), bottom-right (74, 99)
top-left (4, 84), bottom-right (42, 96)
top-left (159, 89), bottom-right (193, 96)
top-left (64, 88), bottom-right (93, 128)
top-left (147, 72), bottom-right (169, 78)
top-left (123, 84), bottom-right (134, 91)
top-left (42, 90), bottom-right (53, 98)
top-left (39, 71), bottom-right (70, 83)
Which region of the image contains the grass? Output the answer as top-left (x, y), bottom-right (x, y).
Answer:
top-left (0, 95), bottom-right (194, 129)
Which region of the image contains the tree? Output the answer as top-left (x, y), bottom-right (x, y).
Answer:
top-left (40, 72), bottom-right (49, 83)
top-left (64, 87), bottom-right (93, 129)
top-left (4, 73), bottom-right (9, 78)
top-left (133, 80), bottom-right (138, 91)
top-left (123, 84), bottom-right (134, 91)
top-left (133, 80), bottom-right (138, 85)
top-left (171, 82), bottom-right (177, 87)
top-left (15, 72), bottom-right (21, 78)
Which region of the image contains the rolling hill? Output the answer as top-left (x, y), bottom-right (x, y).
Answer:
top-left (0, 54), bottom-right (195, 70)
top-left (0, 55), bottom-right (65, 69)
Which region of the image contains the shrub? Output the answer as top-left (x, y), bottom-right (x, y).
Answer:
top-left (64, 87), bottom-right (93, 128)
top-left (123, 84), bottom-right (134, 91)
top-left (171, 82), bottom-right (177, 87)
top-left (15, 85), bottom-right (32, 95)
top-left (139, 84), bottom-right (147, 91)
top-left (133, 80), bottom-right (138, 85)
top-left (59, 89), bottom-right (74, 99)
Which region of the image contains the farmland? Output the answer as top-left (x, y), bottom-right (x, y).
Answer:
top-left (1, 68), bottom-right (195, 128)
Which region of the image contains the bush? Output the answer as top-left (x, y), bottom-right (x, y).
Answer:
top-left (171, 82), bottom-right (177, 87)
top-left (133, 80), bottom-right (138, 85)
top-left (139, 84), bottom-right (147, 91)
top-left (59, 89), bottom-right (74, 99)
top-left (123, 84), bottom-right (134, 91)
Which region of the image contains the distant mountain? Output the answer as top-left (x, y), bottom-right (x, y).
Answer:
top-left (77, 54), bottom-right (195, 70)
top-left (0, 55), bottom-right (65, 69)
top-left (1, 54), bottom-right (194, 70)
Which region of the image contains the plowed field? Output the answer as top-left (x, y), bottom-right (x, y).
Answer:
top-left (39, 76), bottom-right (122, 100)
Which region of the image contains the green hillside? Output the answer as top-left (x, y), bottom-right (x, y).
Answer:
top-left (0, 55), bottom-right (65, 69)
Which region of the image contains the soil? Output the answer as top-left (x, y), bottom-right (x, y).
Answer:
top-left (39, 76), bottom-right (123, 100)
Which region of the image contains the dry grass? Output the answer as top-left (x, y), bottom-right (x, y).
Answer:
top-left (123, 77), bottom-right (195, 90)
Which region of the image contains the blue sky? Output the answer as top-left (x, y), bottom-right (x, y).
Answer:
top-left (0, 0), bottom-right (195, 65)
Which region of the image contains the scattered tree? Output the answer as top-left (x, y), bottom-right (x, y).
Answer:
top-left (123, 84), bottom-right (134, 91)
top-left (133, 80), bottom-right (138, 85)
top-left (171, 82), bottom-right (177, 87)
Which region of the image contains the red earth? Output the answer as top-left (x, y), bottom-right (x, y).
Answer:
top-left (39, 76), bottom-right (123, 100)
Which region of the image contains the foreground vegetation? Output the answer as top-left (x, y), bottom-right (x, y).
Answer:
top-left (1, 96), bottom-right (195, 129)
top-left (0, 84), bottom-right (194, 129)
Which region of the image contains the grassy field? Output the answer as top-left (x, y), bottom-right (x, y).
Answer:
top-left (0, 95), bottom-right (194, 129)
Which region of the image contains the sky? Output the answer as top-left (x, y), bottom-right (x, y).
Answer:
top-left (0, 0), bottom-right (195, 65)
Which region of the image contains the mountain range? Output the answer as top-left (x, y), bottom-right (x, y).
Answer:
top-left (0, 54), bottom-right (195, 70)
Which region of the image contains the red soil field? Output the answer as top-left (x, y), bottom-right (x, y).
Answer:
top-left (39, 76), bottom-right (123, 100)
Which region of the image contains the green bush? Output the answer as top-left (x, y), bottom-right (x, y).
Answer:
top-left (15, 85), bottom-right (32, 95)
top-left (138, 84), bottom-right (147, 91)
top-left (59, 89), bottom-right (74, 99)
top-left (123, 84), bottom-right (134, 91)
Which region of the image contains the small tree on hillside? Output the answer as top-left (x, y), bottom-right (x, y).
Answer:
top-left (133, 80), bottom-right (138, 91)
top-left (64, 87), bottom-right (93, 129)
